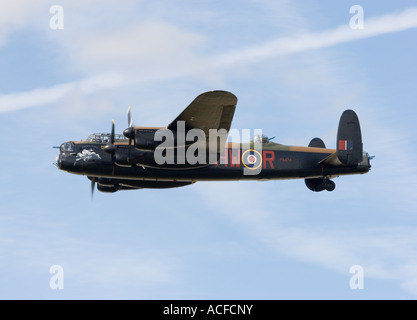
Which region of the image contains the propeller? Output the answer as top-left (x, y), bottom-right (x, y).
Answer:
top-left (103, 120), bottom-right (117, 158)
top-left (91, 178), bottom-right (96, 199)
top-left (123, 107), bottom-right (135, 159)
top-left (127, 106), bottom-right (133, 128)
top-left (123, 106), bottom-right (135, 146)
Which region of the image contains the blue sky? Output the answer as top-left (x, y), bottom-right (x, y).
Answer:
top-left (0, 0), bottom-right (416, 299)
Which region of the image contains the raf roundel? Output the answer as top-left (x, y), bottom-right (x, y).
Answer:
top-left (242, 149), bottom-right (262, 170)
top-left (248, 155), bottom-right (256, 164)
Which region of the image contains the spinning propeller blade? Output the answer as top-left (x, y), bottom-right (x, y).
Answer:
top-left (124, 107), bottom-right (135, 158)
top-left (110, 119), bottom-right (115, 144)
top-left (127, 106), bottom-right (133, 128)
top-left (91, 178), bottom-right (96, 199)
top-left (124, 107), bottom-right (135, 146)
top-left (104, 120), bottom-right (117, 158)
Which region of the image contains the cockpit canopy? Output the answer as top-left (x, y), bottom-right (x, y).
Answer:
top-left (251, 134), bottom-right (275, 144)
top-left (85, 133), bottom-right (128, 144)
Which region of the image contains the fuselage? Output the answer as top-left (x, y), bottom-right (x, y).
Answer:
top-left (57, 139), bottom-right (371, 183)
top-left (55, 92), bottom-right (371, 193)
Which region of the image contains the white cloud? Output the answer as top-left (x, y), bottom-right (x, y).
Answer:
top-left (2, 6), bottom-right (417, 114)
top-left (214, 7), bottom-right (417, 68)
top-left (0, 82), bottom-right (74, 113)
top-left (67, 20), bottom-right (207, 76)
top-left (0, 0), bottom-right (141, 47)
top-left (0, 73), bottom-right (126, 113)
top-left (0, 0), bottom-right (44, 46)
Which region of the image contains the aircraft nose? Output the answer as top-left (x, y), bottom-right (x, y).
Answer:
top-left (55, 142), bottom-right (77, 171)
top-left (55, 149), bottom-right (69, 170)
top-left (59, 152), bottom-right (77, 171)
top-left (53, 145), bottom-right (61, 169)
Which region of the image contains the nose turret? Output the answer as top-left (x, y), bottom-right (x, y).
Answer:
top-left (55, 142), bottom-right (76, 171)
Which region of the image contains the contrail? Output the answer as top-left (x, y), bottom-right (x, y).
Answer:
top-left (214, 7), bottom-right (417, 67)
top-left (1, 7), bottom-right (417, 113)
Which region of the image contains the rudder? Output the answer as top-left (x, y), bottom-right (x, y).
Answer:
top-left (337, 110), bottom-right (363, 166)
top-left (308, 137), bottom-right (326, 148)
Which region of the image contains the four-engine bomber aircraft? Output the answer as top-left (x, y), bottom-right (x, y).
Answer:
top-left (56, 90), bottom-right (372, 195)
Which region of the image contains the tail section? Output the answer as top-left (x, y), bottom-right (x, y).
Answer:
top-left (337, 110), bottom-right (363, 166)
top-left (305, 109), bottom-right (366, 192)
top-left (308, 137), bottom-right (326, 148)
top-left (305, 137), bottom-right (336, 191)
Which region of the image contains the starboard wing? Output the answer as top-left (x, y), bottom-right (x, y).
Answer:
top-left (167, 90), bottom-right (237, 153)
top-left (167, 90), bottom-right (237, 135)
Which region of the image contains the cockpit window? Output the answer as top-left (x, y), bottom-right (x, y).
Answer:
top-left (86, 133), bottom-right (128, 143)
top-left (60, 142), bottom-right (75, 153)
top-left (252, 134), bottom-right (275, 144)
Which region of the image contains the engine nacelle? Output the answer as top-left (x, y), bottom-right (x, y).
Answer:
top-left (132, 128), bottom-right (197, 151)
top-left (134, 128), bottom-right (162, 151)
top-left (96, 181), bottom-right (142, 193)
top-left (97, 184), bottom-right (119, 193)
top-left (114, 148), bottom-right (154, 167)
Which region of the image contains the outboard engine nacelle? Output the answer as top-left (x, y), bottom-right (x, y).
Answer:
top-left (134, 128), bottom-right (162, 150)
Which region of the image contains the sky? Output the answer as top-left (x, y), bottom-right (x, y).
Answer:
top-left (0, 0), bottom-right (416, 300)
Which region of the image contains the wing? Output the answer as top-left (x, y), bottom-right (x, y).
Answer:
top-left (167, 90), bottom-right (237, 136)
top-left (126, 91), bottom-right (237, 152)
